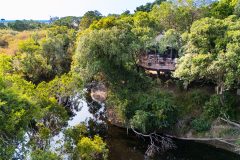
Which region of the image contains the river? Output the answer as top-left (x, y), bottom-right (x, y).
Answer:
top-left (47, 92), bottom-right (240, 160)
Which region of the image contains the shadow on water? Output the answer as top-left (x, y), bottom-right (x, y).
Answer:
top-left (107, 125), bottom-right (146, 160)
top-left (106, 124), bottom-right (240, 160)
top-left (161, 139), bottom-right (240, 160)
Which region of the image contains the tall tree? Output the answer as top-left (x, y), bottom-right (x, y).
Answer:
top-left (209, 0), bottom-right (237, 19)
top-left (150, 1), bottom-right (204, 32)
top-left (174, 17), bottom-right (240, 94)
top-left (135, 0), bottom-right (165, 12)
top-left (79, 11), bottom-right (102, 30)
top-left (53, 16), bottom-right (81, 29)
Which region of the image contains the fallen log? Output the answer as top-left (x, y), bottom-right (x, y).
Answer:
top-left (220, 117), bottom-right (240, 129)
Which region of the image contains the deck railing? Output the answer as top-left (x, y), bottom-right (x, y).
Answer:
top-left (138, 54), bottom-right (177, 71)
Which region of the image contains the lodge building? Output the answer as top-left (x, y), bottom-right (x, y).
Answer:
top-left (137, 46), bottom-right (179, 76)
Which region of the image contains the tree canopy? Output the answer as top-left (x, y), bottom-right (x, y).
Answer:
top-left (1, 0), bottom-right (240, 158)
top-left (174, 16), bottom-right (240, 92)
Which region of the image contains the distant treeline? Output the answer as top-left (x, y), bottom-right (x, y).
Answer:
top-left (2, 20), bottom-right (50, 23)
top-left (0, 19), bottom-right (49, 31)
top-left (0, 16), bottom-right (81, 31)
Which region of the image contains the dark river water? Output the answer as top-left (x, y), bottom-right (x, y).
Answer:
top-left (107, 124), bottom-right (240, 160)
top-left (49, 93), bottom-right (240, 160)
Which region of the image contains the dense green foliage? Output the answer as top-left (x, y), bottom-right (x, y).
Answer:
top-left (150, 1), bottom-right (205, 32)
top-left (13, 26), bottom-right (76, 83)
top-left (63, 123), bottom-right (108, 160)
top-left (129, 91), bottom-right (177, 133)
top-left (77, 136), bottom-right (108, 160)
top-left (135, 0), bottom-right (165, 12)
top-left (203, 93), bottom-right (237, 119)
top-left (53, 16), bottom-right (81, 29)
top-left (1, 0), bottom-right (240, 159)
top-left (174, 16), bottom-right (240, 92)
top-left (79, 11), bottom-right (102, 30)
top-left (191, 117), bottom-right (211, 132)
top-left (0, 54), bottom-right (69, 159)
top-left (31, 150), bottom-right (60, 160)
top-left (72, 0), bottom-right (240, 138)
top-left (209, 0), bottom-right (237, 18)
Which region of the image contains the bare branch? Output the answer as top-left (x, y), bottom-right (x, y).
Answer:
top-left (130, 127), bottom-right (176, 157)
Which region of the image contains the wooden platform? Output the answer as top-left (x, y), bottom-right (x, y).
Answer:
top-left (137, 54), bottom-right (177, 72)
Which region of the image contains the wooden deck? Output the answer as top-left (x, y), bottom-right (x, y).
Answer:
top-left (137, 54), bottom-right (177, 72)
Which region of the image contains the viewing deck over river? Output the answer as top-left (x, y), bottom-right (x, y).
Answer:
top-left (137, 54), bottom-right (177, 72)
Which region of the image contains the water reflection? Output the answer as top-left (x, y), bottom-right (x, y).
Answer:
top-left (50, 93), bottom-right (240, 160)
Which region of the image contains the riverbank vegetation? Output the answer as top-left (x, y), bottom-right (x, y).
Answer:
top-left (1, 0), bottom-right (240, 159)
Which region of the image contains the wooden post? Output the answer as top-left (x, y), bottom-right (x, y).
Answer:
top-left (237, 89), bottom-right (240, 96)
top-left (137, 65), bottom-right (140, 73)
top-left (157, 70), bottom-right (161, 79)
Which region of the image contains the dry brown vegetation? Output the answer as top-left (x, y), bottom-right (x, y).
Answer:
top-left (0, 29), bottom-right (46, 55)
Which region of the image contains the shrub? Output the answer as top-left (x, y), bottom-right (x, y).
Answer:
top-left (77, 135), bottom-right (108, 160)
top-left (203, 93), bottom-right (236, 119)
top-left (31, 149), bottom-right (60, 160)
top-left (129, 91), bottom-right (177, 133)
top-left (0, 39), bottom-right (8, 47)
top-left (191, 118), bottom-right (211, 132)
top-left (187, 90), bottom-right (210, 106)
top-left (176, 89), bottom-right (210, 115)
